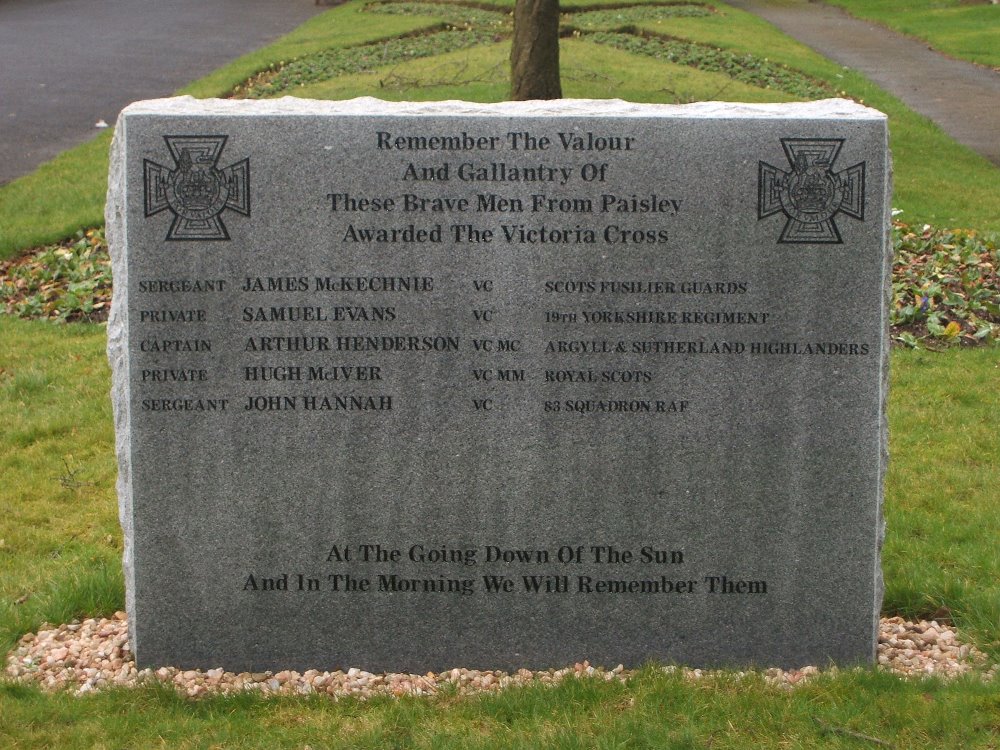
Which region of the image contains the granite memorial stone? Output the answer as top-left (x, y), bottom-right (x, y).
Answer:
top-left (107, 97), bottom-right (890, 672)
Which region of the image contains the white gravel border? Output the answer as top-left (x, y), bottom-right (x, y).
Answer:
top-left (6, 613), bottom-right (995, 698)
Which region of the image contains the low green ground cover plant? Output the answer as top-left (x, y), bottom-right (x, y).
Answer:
top-left (822, 0), bottom-right (1000, 69)
top-left (0, 229), bottom-right (110, 323)
top-left (5, 222), bottom-right (997, 348)
top-left (891, 222), bottom-right (1000, 347)
top-left (581, 30), bottom-right (832, 98)
top-left (285, 38), bottom-right (801, 104)
top-left (569, 2), bottom-right (714, 25)
top-left (236, 2), bottom-right (831, 100)
top-left (235, 29), bottom-right (502, 99)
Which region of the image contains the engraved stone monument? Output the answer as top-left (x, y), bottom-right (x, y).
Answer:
top-left (107, 97), bottom-right (890, 672)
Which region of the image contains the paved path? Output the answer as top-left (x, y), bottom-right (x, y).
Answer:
top-left (0, 0), bottom-right (323, 185)
top-left (725, 0), bottom-right (1000, 167)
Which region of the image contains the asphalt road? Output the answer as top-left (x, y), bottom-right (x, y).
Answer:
top-left (0, 0), bottom-right (323, 185)
top-left (725, 0), bottom-right (1000, 167)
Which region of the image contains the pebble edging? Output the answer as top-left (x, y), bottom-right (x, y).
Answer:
top-left (5, 613), bottom-right (996, 698)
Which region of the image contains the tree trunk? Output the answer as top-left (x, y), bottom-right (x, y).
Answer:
top-left (510, 0), bottom-right (562, 100)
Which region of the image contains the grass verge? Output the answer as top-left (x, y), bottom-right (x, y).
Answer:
top-left (822, 0), bottom-right (1000, 69)
top-left (0, 318), bottom-right (121, 654)
top-left (2, 669), bottom-right (1000, 748)
top-left (883, 347), bottom-right (1000, 650)
top-left (0, 135), bottom-right (112, 261)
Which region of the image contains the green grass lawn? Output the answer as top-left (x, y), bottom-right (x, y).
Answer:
top-left (822, 0), bottom-right (1000, 69)
top-left (2, 668), bottom-right (1000, 748)
top-left (2, 2), bottom-right (1000, 746)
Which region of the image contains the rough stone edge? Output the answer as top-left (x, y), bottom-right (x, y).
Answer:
top-left (105, 112), bottom-right (137, 657)
top-left (874, 119), bottom-right (893, 660)
top-left (118, 95), bottom-right (888, 121)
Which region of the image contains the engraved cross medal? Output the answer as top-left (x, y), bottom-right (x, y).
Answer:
top-left (143, 135), bottom-right (250, 241)
top-left (758, 138), bottom-right (865, 244)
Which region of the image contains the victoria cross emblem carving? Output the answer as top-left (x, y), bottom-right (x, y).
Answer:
top-left (143, 135), bottom-right (250, 241)
top-left (758, 138), bottom-right (865, 244)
